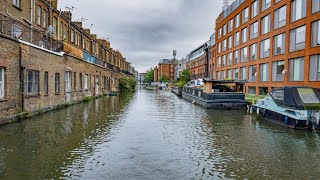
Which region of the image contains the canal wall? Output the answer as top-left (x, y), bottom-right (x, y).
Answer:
top-left (0, 34), bottom-right (124, 125)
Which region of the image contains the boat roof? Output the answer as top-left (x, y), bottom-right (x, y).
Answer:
top-left (272, 86), bottom-right (317, 91)
top-left (203, 79), bottom-right (247, 84)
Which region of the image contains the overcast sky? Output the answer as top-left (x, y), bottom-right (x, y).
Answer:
top-left (58, 0), bottom-right (222, 73)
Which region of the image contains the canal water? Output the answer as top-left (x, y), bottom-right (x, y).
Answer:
top-left (0, 87), bottom-right (320, 179)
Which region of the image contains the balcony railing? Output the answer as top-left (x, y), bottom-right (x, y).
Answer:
top-left (190, 72), bottom-right (207, 80)
top-left (106, 63), bottom-right (114, 70)
top-left (0, 13), bottom-right (63, 52)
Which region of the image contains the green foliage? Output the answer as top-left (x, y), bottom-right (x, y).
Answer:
top-left (120, 76), bottom-right (137, 92)
top-left (83, 96), bottom-right (93, 102)
top-left (179, 70), bottom-right (190, 82)
top-left (174, 70), bottom-right (190, 88)
top-left (159, 75), bottom-right (169, 83)
top-left (145, 70), bottom-right (154, 83)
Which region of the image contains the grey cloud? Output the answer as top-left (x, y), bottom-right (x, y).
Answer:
top-left (59, 0), bottom-right (222, 72)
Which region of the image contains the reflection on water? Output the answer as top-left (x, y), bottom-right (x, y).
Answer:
top-left (0, 88), bottom-right (319, 179)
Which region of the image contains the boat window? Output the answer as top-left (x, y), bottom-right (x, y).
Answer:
top-left (297, 88), bottom-right (320, 104)
top-left (271, 90), bottom-right (284, 100)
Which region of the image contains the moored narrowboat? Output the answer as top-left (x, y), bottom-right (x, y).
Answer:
top-left (182, 79), bottom-right (248, 109)
top-left (171, 86), bottom-right (182, 97)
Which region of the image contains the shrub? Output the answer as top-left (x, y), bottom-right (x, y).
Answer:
top-left (120, 77), bottom-right (137, 92)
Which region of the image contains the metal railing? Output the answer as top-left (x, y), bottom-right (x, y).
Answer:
top-left (190, 72), bottom-right (207, 80)
top-left (0, 13), bottom-right (63, 52)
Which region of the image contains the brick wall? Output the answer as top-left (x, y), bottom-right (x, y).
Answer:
top-left (0, 35), bottom-right (123, 118)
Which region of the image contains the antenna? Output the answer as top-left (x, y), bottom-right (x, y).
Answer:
top-left (65, 6), bottom-right (76, 11)
top-left (79, 17), bottom-right (88, 22)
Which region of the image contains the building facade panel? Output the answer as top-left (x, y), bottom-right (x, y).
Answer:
top-left (215, 0), bottom-right (320, 95)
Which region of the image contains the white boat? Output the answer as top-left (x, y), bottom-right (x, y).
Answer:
top-left (253, 87), bottom-right (320, 130)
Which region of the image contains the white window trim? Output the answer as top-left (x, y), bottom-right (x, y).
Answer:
top-left (13, 0), bottom-right (20, 8)
top-left (37, 6), bottom-right (41, 25)
top-left (0, 68), bottom-right (4, 99)
top-left (12, 24), bottom-right (21, 38)
top-left (65, 71), bottom-right (72, 93)
top-left (27, 70), bottom-right (39, 96)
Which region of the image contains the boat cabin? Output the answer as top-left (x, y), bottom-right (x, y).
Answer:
top-left (202, 79), bottom-right (247, 94)
top-left (269, 87), bottom-right (320, 110)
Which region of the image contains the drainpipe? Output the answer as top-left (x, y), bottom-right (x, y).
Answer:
top-left (30, 0), bottom-right (34, 43)
top-left (58, 9), bottom-right (61, 41)
top-left (19, 47), bottom-right (25, 111)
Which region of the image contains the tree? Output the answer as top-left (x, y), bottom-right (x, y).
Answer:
top-left (119, 77), bottom-right (137, 92)
top-left (159, 75), bottom-right (169, 83)
top-left (145, 69), bottom-right (154, 83)
top-left (179, 70), bottom-right (190, 82)
top-left (175, 70), bottom-right (190, 88)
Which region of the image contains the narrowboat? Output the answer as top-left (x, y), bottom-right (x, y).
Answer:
top-left (182, 79), bottom-right (248, 109)
top-left (171, 86), bottom-right (182, 97)
top-left (253, 87), bottom-right (320, 130)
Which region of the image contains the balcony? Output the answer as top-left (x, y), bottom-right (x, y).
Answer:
top-left (190, 72), bottom-right (207, 80)
top-left (0, 13), bottom-right (63, 52)
top-left (106, 63), bottom-right (114, 70)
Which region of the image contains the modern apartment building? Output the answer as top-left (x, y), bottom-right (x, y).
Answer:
top-left (187, 42), bottom-right (210, 80)
top-left (215, 0), bottom-right (320, 95)
top-left (223, 0), bottom-right (236, 11)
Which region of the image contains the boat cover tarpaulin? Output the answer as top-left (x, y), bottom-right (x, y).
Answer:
top-left (271, 87), bottom-right (320, 110)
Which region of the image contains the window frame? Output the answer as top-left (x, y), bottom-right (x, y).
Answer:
top-left (312, 20), bottom-right (320, 47)
top-left (240, 47), bottom-right (248, 63)
top-left (291, 0), bottom-right (306, 22)
top-left (250, 21), bottom-right (259, 39)
top-left (251, 1), bottom-right (258, 18)
top-left (228, 36), bottom-right (232, 49)
top-left (65, 71), bottom-right (72, 93)
top-left (250, 43), bottom-right (257, 60)
top-left (261, 14), bottom-right (270, 35)
top-left (0, 67), bottom-right (4, 99)
top-left (289, 57), bottom-right (304, 81)
top-left (274, 33), bottom-right (286, 55)
top-left (12, 0), bottom-right (21, 8)
top-left (290, 25), bottom-right (306, 52)
top-left (262, 0), bottom-right (272, 11)
top-left (272, 60), bottom-right (285, 82)
top-left (309, 55), bottom-right (320, 81)
top-left (36, 6), bottom-right (41, 25)
top-left (242, 7), bottom-right (249, 23)
top-left (260, 63), bottom-right (269, 82)
top-left (274, 5), bottom-right (287, 29)
top-left (260, 38), bottom-right (270, 58)
top-left (241, 27), bottom-right (248, 43)
top-left (27, 70), bottom-right (39, 96)
top-left (312, 0), bottom-right (320, 14)
top-left (55, 73), bottom-right (60, 94)
top-left (44, 71), bottom-right (49, 95)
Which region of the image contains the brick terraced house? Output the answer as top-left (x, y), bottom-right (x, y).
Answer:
top-left (0, 0), bottom-right (136, 122)
top-left (215, 0), bottom-right (320, 95)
